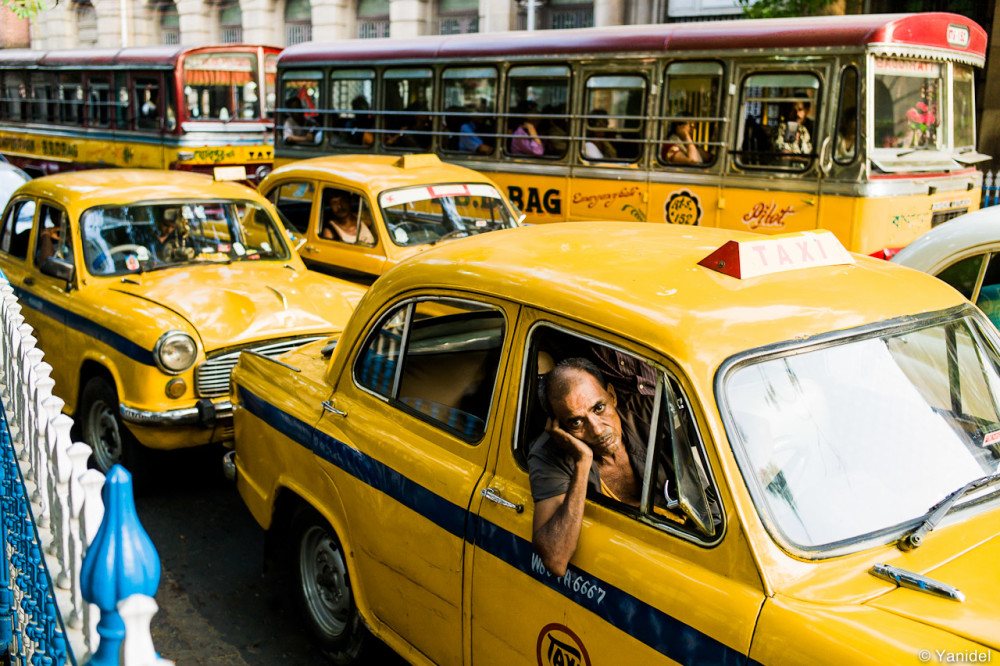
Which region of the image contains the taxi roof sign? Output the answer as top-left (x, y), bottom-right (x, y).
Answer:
top-left (699, 230), bottom-right (854, 279)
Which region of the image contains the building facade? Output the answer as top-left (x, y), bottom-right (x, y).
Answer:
top-left (26, 0), bottom-right (744, 50)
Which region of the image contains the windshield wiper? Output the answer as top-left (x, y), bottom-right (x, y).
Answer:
top-left (429, 229), bottom-right (473, 246)
top-left (898, 471), bottom-right (1000, 551)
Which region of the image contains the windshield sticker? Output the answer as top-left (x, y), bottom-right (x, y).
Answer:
top-left (125, 255), bottom-right (139, 271)
top-left (536, 624), bottom-right (591, 666)
top-left (393, 227), bottom-right (409, 244)
top-left (983, 431), bottom-right (1000, 447)
top-left (382, 184), bottom-right (500, 208)
top-left (135, 247), bottom-right (150, 262)
top-left (233, 242), bottom-right (246, 256)
top-left (665, 190), bottom-right (702, 225)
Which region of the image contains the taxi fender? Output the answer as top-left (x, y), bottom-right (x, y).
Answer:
top-left (272, 470), bottom-right (379, 626)
top-left (72, 348), bottom-right (128, 418)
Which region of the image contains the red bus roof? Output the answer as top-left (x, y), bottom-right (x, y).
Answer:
top-left (0, 44), bottom-right (282, 69)
top-left (281, 13), bottom-right (985, 66)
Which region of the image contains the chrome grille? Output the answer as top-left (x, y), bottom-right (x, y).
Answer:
top-left (195, 336), bottom-right (326, 398)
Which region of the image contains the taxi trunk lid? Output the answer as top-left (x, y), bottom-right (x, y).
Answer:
top-left (866, 534), bottom-right (1000, 650)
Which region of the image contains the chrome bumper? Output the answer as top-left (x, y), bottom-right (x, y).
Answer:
top-left (120, 399), bottom-right (233, 427)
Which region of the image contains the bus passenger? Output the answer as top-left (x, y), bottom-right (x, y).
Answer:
top-left (662, 115), bottom-right (707, 165)
top-left (582, 109), bottom-right (618, 160)
top-left (774, 101), bottom-right (812, 156)
top-left (541, 104), bottom-right (569, 157)
top-left (835, 107), bottom-right (857, 161)
top-left (510, 100), bottom-right (544, 156)
top-left (342, 95), bottom-right (374, 147)
top-left (386, 101), bottom-right (432, 150)
top-left (282, 97), bottom-right (316, 146)
top-left (459, 108), bottom-right (492, 154)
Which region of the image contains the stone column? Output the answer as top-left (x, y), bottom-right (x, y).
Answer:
top-left (309, 0), bottom-right (353, 43)
top-left (93, 0), bottom-right (130, 47)
top-left (390, 0), bottom-right (431, 38)
top-left (593, 0), bottom-right (624, 27)
top-left (480, 0), bottom-right (514, 33)
top-left (175, 0), bottom-right (211, 44)
top-left (30, 1), bottom-right (75, 49)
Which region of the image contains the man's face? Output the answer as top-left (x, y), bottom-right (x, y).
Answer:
top-left (329, 195), bottom-right (350, 218)
top-left (550, 369), bottom-right (623, 454)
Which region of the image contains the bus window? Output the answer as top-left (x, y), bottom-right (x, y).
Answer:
top-left (506, 65), bottom-right (570, 159)
top-left (441, 66), bottom-right (497, 155)
top-left (57, 74), bottom-right (83, 126)
top-left (872, 58), bottom-right (942, 151)
top-left (383, 67), bottom-right (433, 151)
top-left (280, 69), bottom-right (322, 146)
top-left (583, 74), bottom-right (645, 163)
top-left (833, 66), bottom-right (859, 165)
top-left (135, 77), bottom-right (161, 131)
top-left (330, 69), bottom-right (375, 148)
top-left (184, 51), bottom-right (262, 121)
top-left (3, 73), bottom-right (26, 122)
top-left (264, 52), bottom-right (278, 119)
top-left (954, 65), bottom-right (975, 150)
top-left (86, 75), bottom-right (112, 128)
top-left (660, 61), bottom-right (722, 167)
top-left (737, 72), bottom-right (819, 171)
top-left (29, 73), bottom-right (55, 124)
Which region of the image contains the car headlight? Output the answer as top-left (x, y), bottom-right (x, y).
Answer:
top-left (154, 331), bottom-right (197, 374)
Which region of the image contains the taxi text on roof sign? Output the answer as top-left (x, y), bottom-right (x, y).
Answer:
top-left (699, 230), bottom-right (854, 279)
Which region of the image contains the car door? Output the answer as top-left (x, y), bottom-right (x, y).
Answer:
top-left (320, 292), bottom-right (517, 665)
top-left (469, 310), bottom-right (766, 664)
top-left (25, 202), bottom-right (75, 393)
top-left (0, 197), bottom-right (36, 292)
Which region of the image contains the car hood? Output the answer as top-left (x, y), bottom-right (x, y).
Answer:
top-left (107, 262), bottom-right (363, 351)
top-left (866, 534), bottom-right (1000, 650)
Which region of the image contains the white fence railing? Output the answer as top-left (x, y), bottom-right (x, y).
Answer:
top-left (0, 276), bottom-right (170, 666)
top-left (982, 170), bottom-right (1000, 208)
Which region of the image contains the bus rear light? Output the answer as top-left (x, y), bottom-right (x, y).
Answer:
top-left (699, 230), bottom-right (854, 279)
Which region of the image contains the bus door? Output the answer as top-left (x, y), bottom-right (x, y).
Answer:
top-left (128, 72), bottom-right (168, 170)
top-left (568, 65), bottom-right (652, 223)
top-left (817, 64), bottom-right (861, 252)
top-left (84, 73), bottom-right (115, 168)
top-left (727, 64), bottom-right (829, 237)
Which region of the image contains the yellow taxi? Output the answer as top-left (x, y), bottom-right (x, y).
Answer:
top-left (258, 153), bottom-right (521, 284)
top-left (230, 223), bottom-right (1000, 664)
top-left (0, 169), bottom-right (364, 476)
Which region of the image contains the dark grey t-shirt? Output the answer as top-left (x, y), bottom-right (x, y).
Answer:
top-left (527, 419), bottom-right (646, 502)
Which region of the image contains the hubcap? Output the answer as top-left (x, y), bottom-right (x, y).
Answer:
top-left (87, 398), bottom-right (123, 472)
top-left (299, 524), bottom-right (350, 639)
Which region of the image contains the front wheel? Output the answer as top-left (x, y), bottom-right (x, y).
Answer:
top-left (80, 376), bottom-right (145, 477)
top-left (291, 508), bottom-right (370, 665)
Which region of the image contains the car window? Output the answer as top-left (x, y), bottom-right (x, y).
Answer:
top-left (976, 253), bottom-right (1000, 330)
top-left (34, 204), bottom-right (73, 267)
top-left (516, 324), bottom-right (722, 542)
top-left (267, 181), bottom-right (314, 235)
top-left (0, 199), bottom-right (35, 259)
top-left (936, 253), bottom-right (984, 300)
top-left (353, 297), bottom-right (506, 442)
top-left (319, 187), bottom-right (376, 247)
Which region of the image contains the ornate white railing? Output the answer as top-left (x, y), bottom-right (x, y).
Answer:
top-left (0, 277), bottom-right (171, 666)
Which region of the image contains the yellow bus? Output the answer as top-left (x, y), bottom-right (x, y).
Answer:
top-left (0, 44), bottom-right (280, 184)
top-left (273, 13), bottom-right (988, 256)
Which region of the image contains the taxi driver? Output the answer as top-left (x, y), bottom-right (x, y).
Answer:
top-left (156, 207), bottom-right (195, 262)
top-left (528, 357), bottom-right (643, 576)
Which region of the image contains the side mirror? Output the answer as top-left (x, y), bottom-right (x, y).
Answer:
top-left (40, 256), bottom-right (75, 285)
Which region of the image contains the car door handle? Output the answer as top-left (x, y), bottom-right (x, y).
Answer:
top-left (303, 245), bottom-right (318, 253)
top-left (321, 400), bottom-right (346, 417)
top-left (481, 487), bottom-right (523, 513)
top-left (23, 277), bottom-right (34, 286)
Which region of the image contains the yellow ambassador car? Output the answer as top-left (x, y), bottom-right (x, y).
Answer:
top-left (0, 169), bottom-right (364, 475)
top-left (230, 224), bottom-right (1000, 665)
top-left (258, 153), bottom-right (521, 284)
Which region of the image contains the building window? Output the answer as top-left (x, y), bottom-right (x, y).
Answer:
top-left (518, 0), bottom-right (593, 30)
top-left (75, 0), bottom-right (98, 47)
top-left (159, 1), bottom-right (180, 45)
top-left (438, 0), bottom-right (477, 34)
top-left (285, 0), bottom-right (312, 45)
top-left (358, 0), bottom-right (389, 38)
top-left (219, 1), bottom-right (243, 44)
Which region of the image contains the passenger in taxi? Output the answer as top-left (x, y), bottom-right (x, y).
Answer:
top-left (155, 208), bottom-right (195, 262)
top-left (529, 357), bottom-right (644, 575)
top-left (35, 210), bottom-right (65, 264)
top-left (321, 190), bottom-right (375, 245)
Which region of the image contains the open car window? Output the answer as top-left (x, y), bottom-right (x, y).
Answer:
top-left (80, 200), bottom-right (291, 276)
top-left (516, 323), bottom-right (722, 543)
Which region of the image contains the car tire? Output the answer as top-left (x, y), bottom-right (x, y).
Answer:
top-left (291, 507), bottom-right (370, 665)
top-left (80, 376), bottom-right (146, 478)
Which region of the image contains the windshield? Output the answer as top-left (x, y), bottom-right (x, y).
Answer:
top-left (873, 57), bottom-right (944, 151)
top-left (183, 52), bottom-right (262, 121)
top-left (80, 201), bottom-right (291, 276)
top-left (725, 314), bottom-right (1000, 552)
top-left (379, 183), bottom-right (517, 247)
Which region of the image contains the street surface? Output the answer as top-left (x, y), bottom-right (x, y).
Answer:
top-left (136, 448), bottom-right (406, 665)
